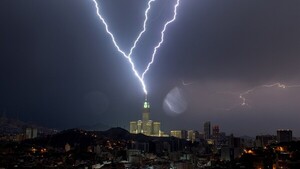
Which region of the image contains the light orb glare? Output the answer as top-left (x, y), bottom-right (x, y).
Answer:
top-left (163, 87), bottom-right (187, 116)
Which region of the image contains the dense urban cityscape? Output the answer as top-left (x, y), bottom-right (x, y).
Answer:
top-left (0, 99), bottom-right (299, 168)
top-left (2, 0), bottom-right (300, 168)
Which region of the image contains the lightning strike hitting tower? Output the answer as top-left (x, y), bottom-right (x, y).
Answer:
top-left (92, 0), bottom-right (180, 137)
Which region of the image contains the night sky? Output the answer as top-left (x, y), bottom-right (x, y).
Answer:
top-left (1, 0), bottom-right (300, 136)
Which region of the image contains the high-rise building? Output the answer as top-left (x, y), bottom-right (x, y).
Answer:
top-left (142, 101), bottom-right (150, 121)
top-left (181, 130), bottom-right (188, 140)
top-left (277, 129), bottom-right (292, 143)
top-left (204, 121), bottom-right (211, 139)
top-left (255, 135), bottom-right (276, 147)
top-left (187, 130), bottom-right (194, 141)
top-left (142, 100), bottom-right (150, 133)
top-left (32, 128), bottom-right (37, 138)
top-left (25, 128), bottom-right (31, 139)
top-left (137, 120), bottom-right (142, 133)
top-left (187, 130), bottom-right (200, 142)
top-left (130, 121), bottom-right (137, 134)
top-left (153, 122), bottom-right (161, 136)
top-left (25, 128), bottom-right (38, 139)
top-left (170, 130), bottom-right (182, 139)
top-left (171, 130), bottom-right (188, 139)
top-left (129, 97), bottom-right (164, 137)
top-left (212, 125), bottom-right (219, 138)
top-left (145, 120), bottom-right (153, 136)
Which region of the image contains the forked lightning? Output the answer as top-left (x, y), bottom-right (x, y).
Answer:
top-left (92, 0), bottom-right (181, 95)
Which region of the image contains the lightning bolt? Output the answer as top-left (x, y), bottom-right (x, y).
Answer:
top-left (142, 0), bottom-right (180, 79)
top-left (92, 0), bottom-right (155, 94)
top-left (92, 0), bottom-right (181, 95)
top-left (239, 82), bottom-right (300, 106)
top-left (181, 80), bottom-right (193, 86)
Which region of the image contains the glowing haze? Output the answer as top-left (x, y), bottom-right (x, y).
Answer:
top-left (92, 0), bottom-right (181, 95)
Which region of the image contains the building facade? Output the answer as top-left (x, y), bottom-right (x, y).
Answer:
top-left (187, 130), bottom-right (200, 143)
top-left (170, 130), bottom-right (187, 139)
top-left (277, 129), bottom-right (292, 143)
top-left (25, 128), bottom-right (37, 139)
top-left (129, 98), bottom-right (162, 137)
top-left (204, 121), bottom-right (211, 139)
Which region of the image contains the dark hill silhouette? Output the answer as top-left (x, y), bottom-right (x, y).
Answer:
top-left (100, 127), bottom-right (132, 139)
top-left (48, 129), bottom-right (95, 147)
top-left (25, 127), bottom-right (185, 149)
top-left (77, 122), bottom-right (110, 131)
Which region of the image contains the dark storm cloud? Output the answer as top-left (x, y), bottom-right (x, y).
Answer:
top-left (1, 0), bottom-right (300, 136)
top-left (163, 0), bottom-right (300, 83)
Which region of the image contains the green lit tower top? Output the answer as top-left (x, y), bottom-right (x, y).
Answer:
top-left (143, 100), bottom-right (150, 109)
top-left (143, 94), bottom-right (150, 109)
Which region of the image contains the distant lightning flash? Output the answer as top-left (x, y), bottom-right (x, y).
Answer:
top-left (181, 80), bottom-right (193, 86)
top-left (239, 82), bottom-right (300, 106)
top-left (92, 0), bottom-right (181, 95)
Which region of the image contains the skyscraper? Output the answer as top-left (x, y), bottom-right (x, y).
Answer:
top-left (170, 130), bottom-right (187, 139)
top-left (187, 130), bottom-right (199, 143)
top-left (25, 128), bottom-right (38, 139)
top-left (137, 120), bottom-right (142, 133)
top-left (153, 122), bottom-right (161, 136)
top-left (130, 121), bottom-right (137, 134)
top-left (142, 99), bottom-right (150, 134)
top-left (277, 129), bottom-right (292, 143)
top-left (129, 97), bottom-right (163, 137)
top-left (204, 121), bottom-right (211, 139)
top-left (145, 120), bottom-right (153, 136)
top-left (212, 125), bottom-right (219, 139)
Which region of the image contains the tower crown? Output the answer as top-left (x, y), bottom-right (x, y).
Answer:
top-left (144, 101), bottom-right (150, 109)
top-left (143, 94), bottom-right (150, 109)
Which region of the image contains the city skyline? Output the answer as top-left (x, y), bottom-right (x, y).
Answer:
top-left (1, 0), bottom-right (300, 136)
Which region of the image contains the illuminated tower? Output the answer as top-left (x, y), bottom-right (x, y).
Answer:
top-left (137, 120), bottom-right (142, 133)
top-left (153, 122), bottom-right (161, 136)
top-left (128, 95), bottom-right (164, 137)
top-left (142, 96), bottom-right (150, 121)
top-left (142, 96), bottom-right (150, 134)
top-left (130, 121), bottom-right (137, 134)
top-left (145, 120), bottom-right (153, 136)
